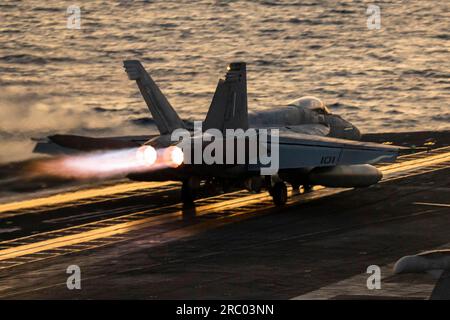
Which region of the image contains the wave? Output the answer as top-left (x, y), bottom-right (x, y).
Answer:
top-left (129, 117), bottom-right (157, 126)
top-left (401, 69), bottom-right (450, 79)
top-left (0, 54), bottom-right (76, 65)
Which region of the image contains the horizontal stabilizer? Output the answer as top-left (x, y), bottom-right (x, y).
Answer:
top-left (32, 134), bottom-right (150, 155)
top-left (48, 134), bottom-right (141, 151)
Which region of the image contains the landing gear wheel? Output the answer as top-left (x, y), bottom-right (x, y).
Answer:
top-left (271, 182), bottom-right (288, 206)
top-left (181, 180), bottom-right (195, 206)
top-left (204, 179), bottom-right (218, 196)
top-left (303, 184), bottom-right (313, 193)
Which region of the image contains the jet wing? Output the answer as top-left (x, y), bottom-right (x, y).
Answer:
top-left (253, 131), bottom-right (403, 171)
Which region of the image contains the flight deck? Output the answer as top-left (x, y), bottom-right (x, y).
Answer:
top-left (0, 132), bottom-right (449, 299)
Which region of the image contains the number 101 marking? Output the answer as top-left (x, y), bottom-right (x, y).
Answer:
top-left (320, 156), bottom-right (336, 165)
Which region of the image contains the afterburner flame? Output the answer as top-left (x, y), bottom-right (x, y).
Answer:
top-left (169, 146), bottom-right (184, 166)
top-left (136, 146), bottom-right (157, 166)
top-left (31, 145), bottom-right (182, 180)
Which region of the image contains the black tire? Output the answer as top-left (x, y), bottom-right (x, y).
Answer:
top-left (181, 180), bottom-right (195, 205)
top-left (204, 179), bottom-right (220, 195)
top-left (271, 182), bottom-right (288, 206)
top-left (291, 183), bottom-right (300, 193)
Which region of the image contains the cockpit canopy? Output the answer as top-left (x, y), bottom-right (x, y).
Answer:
top-left (287, 96), bottom-right (331, 115)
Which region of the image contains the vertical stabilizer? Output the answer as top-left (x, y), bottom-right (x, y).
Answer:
top-left (203, 62), bottom-right (248, 131)
top-left (124, 60), bottom-right (185, 135)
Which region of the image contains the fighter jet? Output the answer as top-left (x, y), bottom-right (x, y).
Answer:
top-left (34, 61), bottom-right (401, 205)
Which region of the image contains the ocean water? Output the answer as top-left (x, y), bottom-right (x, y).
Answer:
top-left (0, 0), bottom-right (449, 163)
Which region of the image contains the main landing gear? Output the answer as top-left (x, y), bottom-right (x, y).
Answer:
top-left (268, 180), bottom-right (314, 206)
top-left (269, 181), bottom-right (288, 206)
top-left (182, 177), bottom-right (311, 207)
top-left (181, 179), bottom-right (199, 206)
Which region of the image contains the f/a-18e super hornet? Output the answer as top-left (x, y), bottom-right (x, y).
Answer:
top-left (35, 60), bottom-right (401, 205)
